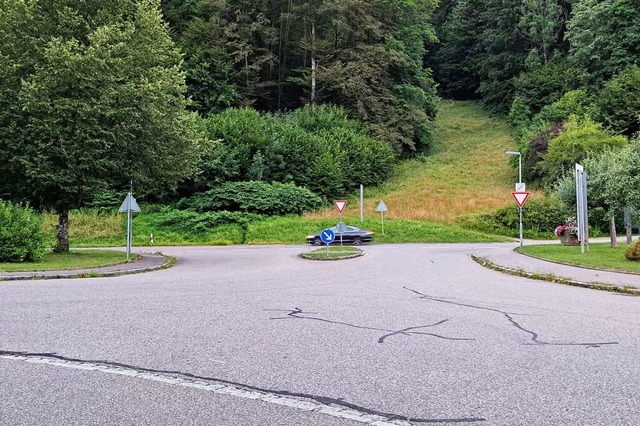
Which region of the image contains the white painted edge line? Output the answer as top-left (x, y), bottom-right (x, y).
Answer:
top-left (0, 354), bottom-right (411, 426)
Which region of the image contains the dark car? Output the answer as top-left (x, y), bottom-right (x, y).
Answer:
top-left (306, 225), bottom-right (374, 245)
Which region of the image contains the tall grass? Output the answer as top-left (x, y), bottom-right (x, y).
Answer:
top-left (307, 100), bottom-right (545, 223)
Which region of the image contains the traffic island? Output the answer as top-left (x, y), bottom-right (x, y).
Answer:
top-left (0, 251), bottom-right (174, 281)
top-left (300, 246), bottom-right (365, 261)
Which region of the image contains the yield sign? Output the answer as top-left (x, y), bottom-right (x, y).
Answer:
top-left (512, 192), bottom-right (530, 208)
top-left (333, 199), bottom-right (347, 214)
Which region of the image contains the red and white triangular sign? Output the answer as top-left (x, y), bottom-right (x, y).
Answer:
top-left (333, 199), bottom-right (347, 214)
top-left (512, 192), bottom-right (530, 208)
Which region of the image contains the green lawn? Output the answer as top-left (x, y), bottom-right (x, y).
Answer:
top-left (518, 243), bottom-right (640, 274)
top-left (301, 246), bottom-right (363, 260)
top-left (0, 250), bottom-right (137, 272)
top-left (40, 210), bottom-right (509, 247)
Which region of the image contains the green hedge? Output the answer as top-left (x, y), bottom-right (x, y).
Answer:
top-left (177, 181), bottom-right (323, 215)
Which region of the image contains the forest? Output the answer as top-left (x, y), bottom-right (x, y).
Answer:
top-left (0, 0), bottom-right (639, 255)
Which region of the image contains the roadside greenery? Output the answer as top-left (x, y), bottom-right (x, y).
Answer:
top-left (177, 181), bottom-right (323, 215)
top-left (0, 0), bottom-right (200, 252)
top-left (189, 106), bottom-right (396, 200)
top-left (300, 246), bottom-right (363, 261)
top-left (519, 243), bottom-right (640, 274)
top-left (0, 201), bottom-right (46, 262)
top-left (0, 250), bottom-right (137, 272)
top-left (39, 209), bottom-right (507, 247)
top-left (161, 0), bottom-right (439, 154)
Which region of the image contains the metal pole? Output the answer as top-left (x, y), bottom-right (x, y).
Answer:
top-left (381, 211), bottom-right (384, 236)
top-left (126, 209), bottom-right (132, 260)
top-left (518, 154), bottom-right (522, 185)
top-left (360, 185), bottom-right (364, 222)
top-left (519, 207), bottom-right (523, 248)
top-left (583, 172), bottom-right (589, 252)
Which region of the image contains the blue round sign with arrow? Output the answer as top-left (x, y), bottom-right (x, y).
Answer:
top-left (320, 228), bottom-right (335, 244)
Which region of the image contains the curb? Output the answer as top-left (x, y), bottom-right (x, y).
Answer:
top-left (299, 249), bottom-right (365, 261)
top-left (470, 254), bottom-right (640, 296)
top-left (0, 254), bottom-right (176, 282)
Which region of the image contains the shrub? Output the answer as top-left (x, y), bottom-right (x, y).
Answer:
top-left (596, 65), bottom-right (640, 136)
top-left (625, 240), bottom-right (640, 261)
top-left (177, 181), bottom-right (323, 215)
top-left (460, 199), bottom-right (573, 239)
top-left (0, 200), bottom-right (46, 262)
top-left (512, 62), bottom-right (584, 115)
top-left (146, 209), bottom-right (262, 234)
top-left (520, 122), bottom-right (564, 185)
top-left (538, 116), bottom-right (627, 184)
top-left (536, 89), bottom-right (594, 125)
top-left (196, 106), bottom-right (397, 200)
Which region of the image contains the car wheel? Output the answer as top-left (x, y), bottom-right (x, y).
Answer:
top-left (313, 237), bottom-right (322, 246)
top-left (353, 238), bottom-right (362, 246)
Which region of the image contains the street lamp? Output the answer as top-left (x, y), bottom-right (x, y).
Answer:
top-left (506, 151), bottom-right (523, 247)
top-left (505, 151), bottom-right (522, 184)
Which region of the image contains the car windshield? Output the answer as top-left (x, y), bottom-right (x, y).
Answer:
top-left (329, 226), bottom-right (359, 232)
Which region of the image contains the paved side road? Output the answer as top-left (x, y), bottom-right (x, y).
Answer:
top-left (3, 241), bottom-right (638, 291)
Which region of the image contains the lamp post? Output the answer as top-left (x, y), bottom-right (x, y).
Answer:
top-left (506, 151), bottom-right (523, 247)
top-left (505, 151), bottom-right (522, 184)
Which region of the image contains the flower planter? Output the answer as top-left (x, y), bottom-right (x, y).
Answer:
top-left (559, 230), bottom-right (579, 246)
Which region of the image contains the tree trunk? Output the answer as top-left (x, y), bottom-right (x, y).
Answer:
top-left (609, 216), bottom-right (617, 249)
top-left (624, 206), bottom-right (633, 244)
top-left (55, 209), bottom-right (70, 252)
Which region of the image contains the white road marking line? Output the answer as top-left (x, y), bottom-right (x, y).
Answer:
top-left (1, 354), bottom-right (410, 426)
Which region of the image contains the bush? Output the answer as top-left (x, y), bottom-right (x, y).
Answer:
top-left (512, 62), bottom-right (584, 115)
top-left (196, 106), bottom-right (397, 200)
top-left (460, 199), bottom-right (573, 239)
top-left (538, 116), bottom-right (627, 184)
top-left (146, 209), bottom-right (262, 234)
top-left (625, 240), bottom-right (640, 261)
top-left (177, 181), bottom-right (323, 215)
top-left (0, 200), bottom-right (46, 262)
top-left (596, 65), bottom-right (640, 136)
top-left (520, 122), bottom-right (564, 185)
top-left (536, 89), bottom-right (594, 125)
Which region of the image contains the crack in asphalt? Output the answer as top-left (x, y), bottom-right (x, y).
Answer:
top-left (266, 308), bottom-right (475, 344)
top-left (0, 349), bottom-right (486, 424)
top-left (404, 287), bottom-right (619, 348)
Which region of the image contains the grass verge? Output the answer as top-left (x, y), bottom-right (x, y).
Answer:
top-left (471, 254), bottom-right (640, 296)
top-left (518, 243), bottom-right (640, 274)
top-left (306, 100), bottom-right (545, 223)
top-left (300, 246), bottom-right (364, 260)
top-left (0, 250), bottom-right (137, 272)
top-left (40, 210), bottom-right (509, 247)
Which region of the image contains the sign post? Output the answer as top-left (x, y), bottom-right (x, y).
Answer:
top-left (376, 200), bottom-right (388, 235)
top-left (575, 164), bottom-right (589, 253)
top-left (333, 200), bottom-right (347, 246)
top-left (118, 192), bottom-right (141, 259)
top-left (360, 185), bottom-right (364, 222)
top-left (512, 191), bottom-right (530, 248)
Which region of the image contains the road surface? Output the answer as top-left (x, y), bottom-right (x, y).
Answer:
top-left (1, 244), bottom-right (639, 425)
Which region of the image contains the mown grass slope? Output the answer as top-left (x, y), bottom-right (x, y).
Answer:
top-left (308, 100), bottom-right (544, 223)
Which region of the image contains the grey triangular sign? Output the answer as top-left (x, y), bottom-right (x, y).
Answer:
top-left (119, 193), bottom-right (141, 213)
top-left (376, 200), bottom-right (388, 212)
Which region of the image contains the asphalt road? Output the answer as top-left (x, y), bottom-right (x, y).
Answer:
top-left (1, 244), bottom-right (639, 425)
